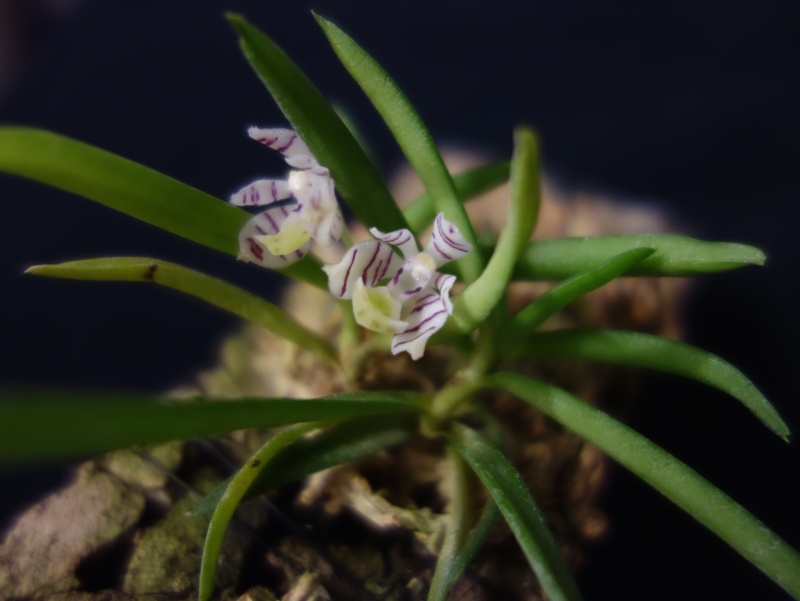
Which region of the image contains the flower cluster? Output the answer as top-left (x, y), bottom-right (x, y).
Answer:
top-left (232, 129), bottom-right (472, 359)
top-left (323, 214), bottom-right (471, 359)
top-left (231, 127), bottom-right (343, 268)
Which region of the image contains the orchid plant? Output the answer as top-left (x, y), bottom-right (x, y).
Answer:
top-left (1, 12), bottom-right (799, 601)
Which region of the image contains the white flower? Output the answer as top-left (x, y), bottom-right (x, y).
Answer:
top-left (323, 213), bottom-right (472, 360)
top-left (231, 128), bottom-right (344, 268)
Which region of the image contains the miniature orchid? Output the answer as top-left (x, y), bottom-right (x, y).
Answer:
top-left (323, 213), bottom-right (472, 360)
top-left (231, 127), bottom-right (344, 268)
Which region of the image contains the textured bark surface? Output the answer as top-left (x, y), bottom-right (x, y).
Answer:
top-left (0, 159), bottom-right (690, 600)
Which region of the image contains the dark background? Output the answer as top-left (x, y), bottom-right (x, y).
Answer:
top-left (1, 1), bottom-right (799, 599)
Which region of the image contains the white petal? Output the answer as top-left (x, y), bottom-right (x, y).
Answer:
top-left (424, 212), bottom-right (473, 267)
top-left (433, 272), bottom-right (456, 315)
top-left (352, 280), bottom-right (408, 334)
top-left (391, 291), bottom-right (450, 360)
top-left (288, 171), bottom-right (343, 248)
top-left (230, 179), bottom-right (292, 207)
top-left (368, 226), bottom-right (419, 259)
top-left (238, 212), bottom-right (309, 269)
top-left (322, 240), bottom-right (403, 300)
top-left (248, 127), bottom-right (327, 175)
top-left (387, 253), bottom-right (436, 301)
top-left (248, 127), bottom-right (310, 158)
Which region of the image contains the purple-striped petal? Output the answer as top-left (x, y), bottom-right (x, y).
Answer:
top-left (230, 179), bottom-right (292, 207)
top-left (433, 273), bottom-right (457, 315)
top-left (368, 227), bottom-right (419, 259)
top-left (387, 253), bottom-right (436, 301)
top-left (248, 127), bottom-right (327, 175)
top-left (391, 291), bottom-right (449, 360)
top-left (237, 212), bottom-right (310, 269)
top-left (424, 212), bottom-right (473, 267)
top-left (322, 240), bottom-right (403, 300)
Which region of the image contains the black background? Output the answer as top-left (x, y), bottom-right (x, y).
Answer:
top-left (1, 2), bottom-right (799, 599)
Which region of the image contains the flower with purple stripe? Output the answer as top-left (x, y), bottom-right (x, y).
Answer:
top-left (323, 213), bottom-right (471, 360)
top-left (230, 127), bottom-right (343, 269)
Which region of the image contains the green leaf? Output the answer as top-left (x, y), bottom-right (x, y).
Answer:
top-left (314, 13), bottom-right (483, 282)
top-left (227, 14), bottom-right (407, 234)
top-left (500, 247), bottom-right (655, 339)
top-left (448, 127), bottom-right (541, 333)
top-left (27, 257), bottom-right (333, 360)
top-left (403, 161), bottom-right (511, 233)
top-left (511, 329), bottom-right (789, 440)
top-left (193, 414), bottom-right (418, 516)
top-left (199, 423), bottom-right (320, 601)
top-left (0, 389), bottom-right (422, 463)
top-left (487, 373), bottom-right (800, 598)
top-left (450, 424), bottom-right (583, 601)
top-left (451, 499), bottom-right (500, 581)
top-left (333, 103), bottom-right (376, 164)
top-left (513, 234), bottom-right (766, 280)
top-left (0, 127), bottom-right (246, 256)
top-left (428, 447), bottom-right (473, 601)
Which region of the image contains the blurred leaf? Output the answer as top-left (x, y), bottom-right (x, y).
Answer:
top-left (513, 234), bottom-right (765, 280)
top-left (428, 447), bottom-right (473, 601)
top-left (501, 247), bottom-right (654, 339)
top-left (227, 14), bottom-right (407, 234)
top-left (314, 13), bottom-right (483, 282)
top-left (0, 127), bottom-right (246, 256)
top-left (452, 499), bottom-right (500, 580)
top-left (511, 329), bottom-right (789, 440)
top-left (193, 414), bottom-right (418, 516)
top-left (0, 389), bottom-right (421, 463)
top-left (488, 373), bottom-right (800, 598)
top-left (403, 161), bottom-right (511, 233)
top-left (449, 127), bottom-right (540, 333)
top-left (27, 257), bottom-right (333, 359)
top-left (333, 103), bottom-right (376, 163)
top-left (450, 424), bottom-right (583, 601)
top-left (200, 423), bottom-right (320, 601)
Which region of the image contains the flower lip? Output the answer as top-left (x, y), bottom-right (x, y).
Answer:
top-left (352, 279), bottom-right (408, 335)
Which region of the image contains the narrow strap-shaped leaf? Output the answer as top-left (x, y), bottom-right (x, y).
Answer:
top-left (226, 14), bottom-right (407, 234)
top-left (0, 127), bottom-right (246, 256)
top-left (427, 442), bottom-right (503, 598)
top-left (513, 234), bottom-right (765, 280)
top-left (451, 499), bottom-right (500, 580)
top-left (428, 447), bottom-right (473, 601)
top-left (333, 103), bottom-right (376, 164)
top-left (450, 424), bottom-right (583, 601)
top-left (403, 161), bottom-right (511, 233)
top-left (511, 329), bottom-right (789, 440)
top-left (193, 414), bottom-right (418, 516)
top-left (0, 389), bottom-right (421, 463)
top-left (27, 257), bottom-right (333, 359)
top-left (314, 14), bottom-right (483, 282)
top-left (430, 414), bottom-right (502, 596)
top-left (199, 422), bottom-right (321, 601)
top-left (501, 247), bottom-right (655, 340)
top-left (449, 127), bottom-right (541, 333)
top-left (486, 373), bottom-right (800, 598)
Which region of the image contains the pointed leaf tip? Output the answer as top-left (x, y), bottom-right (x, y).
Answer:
top-left (315, 13), bottom-right (483, 282)
top-left (225, 12), bottom-right (244, 28)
